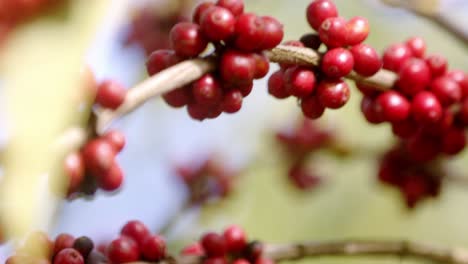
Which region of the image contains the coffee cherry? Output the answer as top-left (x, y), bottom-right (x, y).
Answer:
top-left (181, 242), bottom-right (205, 256)
top-left (73, 236), bottom-right (94, 258)
top-left (398, 58), bottom-right (431, 96)
top-left (97, 162), bottom-right (124, 191)
top-left (141, 235), bottom-right (166, 261)
top-left (268, 70), bottom-right (289, 99)
top-left (54, 233), bottom-right (75, 256)
top-left (382, 43), bottom-right (413, 72)
top-left (107, 236), bottom-right (139, 263)
top-left (391, 118), bottom-right (418, 139)
top-left (96, 80), bottom-right (126, 110)
top-left (407, 132), bottom-right (441, 162)
top-left (299, 33), bottom-right (322, 50)
top-left (64, 152), bottom-right (85, 193)
top-left (321, 48), bottom-right (354, 78)
top-left (442, 128), bottom-right (466, 155)
top-left (405, 37), bottom-right (426, 58)
top-left (204, 257), bottom-right (229, 264)
top-left (193, 2), bottom-right (215, 24)
top-left (103, 130), bottom-right (126, 152)
top-left (220, 50), bottom-right (256, 85)
top-left (233, 259), bottom-right (251, 264)
top-left (162, 87), bottom-right (192, 108)
top-left (192, 74), bottom-right (223, 106)
top-left (234, 13), bottom-right (265, 51)
top-left (317, 79), bottom-right (350, 109)
top-left (146, 49), bottom-right (180, 76)
top-left (121, 220), bottom-right (151, 247)
top-left (306, 0), bottom-right (338, 30)
top-left (430, 76), bottom-right (462, 106)
top-left (82, 139), bottom-right (116, 176)
top-left (54, 248), bottom-right (84, 264)
top-left (425, 54), bottom-right (447, 77)
top-left (345, 16), bottom-right (369, 46)
top-left (447, 70), bottom-right (468, 98)
top-left (216, 0), bottom-right (244, 17)
top-left (350, 44), bottom-right (382, 77)
top-left (284, 66), bottom-right (316, 97)
top-left (238, 82), bottom-right (254, 96)
top-left (222, 90), bottom-right (243, 113)
top-left (361, 96), bottom-right (383, 124)
top-left (187, 103), bottom-right (210, 120)
top-left (251, 53), bottom-right (270, 79)
top-left (301, 96), bottom-right (326, 119)
top-left (223, 225), bottom-right (247, 252)
top-left (200, 6), bottom-right (236, 41)
top-left (375, 91), bottom-right (411, 122)
top-left (170, 22), bottom-right (208, 57)
top-left (201, 232), bottom-right (227, 257)
top-left (411, 91), bottom-right (443, 124)
top-left (259, 16), bottom-right (284, 50)
top-left (318, 17), bottom-right (347, 48)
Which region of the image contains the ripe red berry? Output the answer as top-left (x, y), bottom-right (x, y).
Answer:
top-left (405, 36), bottom-right (426, 58)
top-left (220, 50), bottom-right (256, 85)
top-left (64, 152), bottom-right (85, 193)
top-left (96, 80), bottom-right (126, 110)
top-left (233, 259), bottom-right (251, 264)
top-left (350, 44), bottom-right (382, 77)
top-left (204, 257), bottom-right (229, 264)
top-left (251, 53), bottom-right (270, 79)
top-left (391, 118), bottom-right (418, 139)
top-left (54, 248), bottom-right (84, 264)
top-left (216, 0), bottom-right (244, 17)
top-left (223, 225), bottom-right (247, 252)
top-left (54, 233), bottom-right (75, 256)
top-left (411, 91), bottom-right (443, 124)
top-left (107, 236), bottom-right (139, 263)
top-left (398, 58), bottom-right (431, 96)
top-left (284, 66), bottom-right (316, 97)
top-left (73, 236), bottom-right (94, 258)
top-left (321, 48), bottom-right (354, 78)
top-left (317, 79), bottom-right (350, 109)
top-left (162, 87), bottom-right (192, 108)
top-left (457, 98), bottom-right (468, 125)
top-left (192, 74), bottom-right (223, 106)
top-left (375, 91), bottom-right (411, 122)
top-left (306, 0), bottom-right (338, 31)
top-left (345, 16), bottom-right (369, 46)
top-left (237, 82), bottom-right (254, 96)
top-left (170, 22), bottom-right (208, 57)
top-left (141, 235), bottom-right (166, 261)
top-left (222, 90), bottom-right (243, 113)
top-left (447, 70), bottom-right (468, 98)
top-left (442, 128), bottom-right (466, 155)
top-left (301, 96), bottom-right (326, 119)
top-left (193, 2), bottom-right (216, 24)
top-left (82, 139), bottom-right (116, 176)
top-left (430, 76), bottom-right (462, 106)
top-left (146, 49), bottom-right (180, 76)
top-left (268, 70), bottom-right (289, 99)
top-left (98, 162), bottom-right (124, 191)
top-left (425, 54), bottom-right (447, 77)
top-left (201, 232), bottom-right (227, 257)
top-left (103, 130), bottom-right (126, 152)
top-left (259, 16), bottom-right (284, 50)
top-left (361, 96), bottom-right (383, 124)
top-left (187, 103), bottom-right (210, 121)
top-left (407, 132), bottom-right (441, 162)
top-left (121, 220), bottom-right (151, 247)
top-left (200, 6), bottom-right (236, 41)
top-left (181, 242), bottom-right (205, 256)
top-left (318, 17), bottom-right (347, 48)
top-left (382, 43), bottom-right (413, 72)
top-left (234, 13), bottom-right (265, 51)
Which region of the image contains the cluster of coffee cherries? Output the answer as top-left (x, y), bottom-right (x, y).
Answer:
top-left (6, 231), bottom-right (106, 264)
top-left (146, 0), bottom-right (284, 121)
top-left (94, 79), bottom-right (127, 110)
top-left (175, 154), bottom-right (237, 205)
top-left (268, 0), bottom-right (379, 119)
top-left (378, 143), bottom-right (442, 208)
top-left (181, 225), bottom-right (273, 264)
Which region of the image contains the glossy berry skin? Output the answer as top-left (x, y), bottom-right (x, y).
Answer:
top-left (181, 243), bottom-right (205, 256)
top-left (268, 70), bottom-right (289, 99)
top-left (251, 53), bottom-right (270, 79)
top-left (73, 236), bottom-right (94, 258)
top-left (318, 17), bottom-right (347, 48)
top-left (411, 91), bottom-right (443, 124)
top-left (162, 87), bottom-right (192, 108)
top-left (141, 235), bottom-right (166, 261)
top-left (382, 43), bottom-right (413, 72)
top-left (234, 13), bottom-right (265, 51)
top-left (223, 225), bottom-right (247, 252)
top-left (447, 70), bottom-right (468, 98)
top-left (120, 220), bottom-right (150, 247)
top-left (54, 248), bottom-right (84, 264)
top-left (200, 6), bottom-right (236, 41)
top-left (398, 58), bottom-right (431, 96)
top-left (97, 162), bottom-right (124, 191)
top-left (259, 16), bottom-right (284, 50)
top-left (361, 96), bottom-right (383, 124)
top-left (193, 2), bottom-right (215, 24)
top-left (284, 66), bottom-right (316, 97)
top-left (345, 16), bottom-right (369, 46)
top-left (317, 80), bottom-right (350, 109)
top-left (350, 44), bottom-right (381, 77)
top-left (405, 37), bottom-right (426, 58)
top-left (96, 80), bottom-right (126, 110)
top-left (170, 22), bottom-right (208, 57)
top-left (442, 128), bottom-right (466, 155)
top-left (103, 130), bottom-right (126, 152)
top-left (64, 152), bottom-right (85, 193)
top-left (220, 50), bottom-right (256, 85)
top-left (192, 74), bottom-right (223, 106)
top-left (107, 236), bottom-right (139, 263)
top-left (430, 76), bottom-right (462, 106)
top-left (222, 90), bottom-right (243, 113)
top-left (82, 139), bottom-right (116, 176)
top-left (425, 54), bottom-right (447, 77)
top-left (216, 0), bottom-right (244, 17)
top-left (146, 49), bottom-right (180, 76)
top-left (321, 48), bottom-right (354, 78)
top-left (306, 0), bottom-right (338, 30)
top-left (54, 233), bottom-right (75, 255)
top-left (301, 96), bottom-right (326, 119)
top-left (201, 232), bottom-right (227, 257)
top-left (238, 82), bottom-right (254, 96)
top-left (375, 91), bottom-right (411, 122)
top-left (187, 103), bottom-right (209, 120)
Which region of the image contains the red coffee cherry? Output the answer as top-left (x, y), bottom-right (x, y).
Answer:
top-left (425, 54), bottom-right (447, 77)
top-left (162, 87), bottom-right (192, 108)
top-left (200, 6), bottom-right (236, 41)
top-left (284, 66), bottom-right (316, 97)
top-left (201, 232), bottom-right (227, 257)
top-left (233, 259), bottom-right (251, 264)
top-left (54, 248), bottom-right (84, 264)
top-left (97, 162), bottom-right (124, 191)
top-left (103, 130), bottom-right (126, 152)
top-left (345, 16), bottom-right (369, 46)
top-left (318, 17), bottom-right (347, 48)
top-left (222, 90), bottom-right (243, 113)
top-left (146, 49), bottom-right (180, 76)
top-left (321, 48), bottom-right (354, 78)
top-left (238, 82), bottom-right (254, 96)
top-left (301, 95), bottom-right (326, 119)
top-left (54, 233), bottom-right (75, 256)
top-left (407, 132), bottom-right (441, 162)
top-left (259, 16), bottom-right (284, 50)
top-left (398, 58), bottom-right (431, 96)
top-left (350, 44), bottom-right (382, 77)
top-left (193, 2), bottom-right (216, 24)
top-left (442, 128), bottom-right (466, 155)
top-left (204, 257), bottom-right (229, 264)
top-left (82, 139), bottom-right (116, 176)
top-left (447, 70), bottom-right (468, 98)
top-left (141, 235), bottom-right (166, 261)
top-left (375, 91), bottom-right (411, 122)
top-left (391, 118), bottom-right (418, 139)
top-left (64, 152), bottom-right (85, 193)
top-left (361, 96), bottom-right (383, 124)
top-left (405, 36), bottom-right (426, 58)
top-left (107, 236), bottom-right (139, 263)
top-left (220, 50), bottom-right (256, 85)
top-left (268, 70), bottom-right (289, 99)
top-left (382, 43), bottom-right (413, 72)
top-left (411, 91), bottom-right (443, 124)
top-left (251, 53), bottom-right (270, 79)
top-left (317, 79), bottom-right (350, 109)
top-left (223, 225), bottom-right (247, 252)
top-left (306, 0), bottom-right (338, 31)
top-left (216, 0), bottom-right (244, 17)
top-left (170, 22), bottom-right (208, 57)
top-left (234, 13), bottom-right (266, 51)
top-left (187, 103), bottom-right (210, 121)
top-left (430, 76), bottom-right (462, 106)
top-left (181, 242), bottom-right (205, 256)
top-left (120, 220), bottom-right (151, 247)
top-left (192, 74), bottom-right (223, 106)
top-left (96, 80), bottom-right (126, 110)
